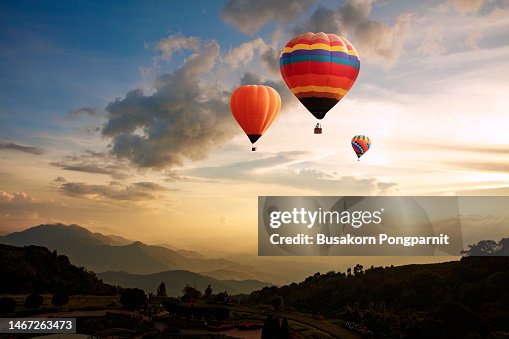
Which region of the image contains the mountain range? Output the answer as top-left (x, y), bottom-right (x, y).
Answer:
top-left (0, 223), bottom-right (278, 294)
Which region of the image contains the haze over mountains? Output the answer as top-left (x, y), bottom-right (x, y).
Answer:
top-left (97, 270), bottom-right (268, 297)
top-left (0, 224), bottom-right (313, 290)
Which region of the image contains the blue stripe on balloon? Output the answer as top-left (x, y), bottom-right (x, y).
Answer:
top-left (280, 55), bottom-right (360, 68)
top-left (352, 142), bottom-right (364, 154)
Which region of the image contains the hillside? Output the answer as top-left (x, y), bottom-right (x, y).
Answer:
top-left (0, 244), bottom-right (117, 294)
top-left (248, 256), bottom-right (509, 338)
top-left (98, 270), bottom-right (270, 297)
top-left (0, 224), bottom-right (276, 281)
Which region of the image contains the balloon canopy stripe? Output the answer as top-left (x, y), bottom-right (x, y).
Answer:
top-left (291, 85), bottom-right (348, 96)
top-left (284, 74), bottom-right (357, 88)
top-left (279, 55), bottom-right (360, 68)
top-left (295, 91), bottom-right (343, 100)
top-left (281, 44), bottom-right (359, 56)
top-left (280, 62), bottom-right (359, 77)
top-left (280, 49), bottom-right (358, 59)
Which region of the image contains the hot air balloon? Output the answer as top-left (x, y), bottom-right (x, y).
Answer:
top-left (351, 135), bottom-right (371, 160)
top-left (230, 85), bottom-right (281, 151)
top-left (280, 32), bottom-right (360, 134)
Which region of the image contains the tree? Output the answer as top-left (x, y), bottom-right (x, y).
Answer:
top-left (182, 284), bottom-right (201, 301)
top-left (204, 284), bottom-right (213, 299)
top-left (280, 318), bottom-right (290, 339)
top-left (262, 315), bottom-right (274, 339)
top-left (51, 293), bottom-right (69, 309)
top-left (157, 282), bottom-right (167, 297)
top-left (24, 294), bottom-right (43, 310)
top-left (347, 267), bottom-right (352, 276)
top-left (354, 264), bottom-right (364, 275)
top-left (271, 296), bottom-right (284, 311)
top-left (0, 297), bottom-right (16, 315)
top-left (120, 288), bottom-right (147, 310)
top-left (271, 316), bottom-right (281, 336)
top-left (214, 291), bottom-right (229, 304)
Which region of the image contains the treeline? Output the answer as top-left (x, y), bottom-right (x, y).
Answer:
top-left (0, 244), bottom-right (117, 295)
top-left (248, 256), bottom-right (509, 337)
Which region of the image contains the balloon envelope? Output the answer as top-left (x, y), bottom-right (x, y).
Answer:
top-left (351, 135), bottom-right (371, 159)
top-left (230, 85), bottom-right (281, 145)
top-left (280, 32), bottom-right (360, 120)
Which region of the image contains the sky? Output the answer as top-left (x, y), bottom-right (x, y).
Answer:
top-left (1, 0), bottom-right (509, 253)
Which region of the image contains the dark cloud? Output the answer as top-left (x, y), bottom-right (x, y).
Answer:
top-left (260, 47), bottom-right (281, 76)
top-left (50, 150), bottom-right (130, 179)
top-left (102, 37), bottom-right (238, 169)
top-left (221, 0), bottom-right (315, 34)
top-left (53, 176), bottom-right (67, 183)
top-left (294, 5), bottom-right (339, 33)
top-left (0, 142), bottom-right (44, 155)
top-left (59, 181), bottom-right (174, 201)
top-left (66, 107), bottom-right (98, 119)
top-left (293, 1), bottom-right (414, 67)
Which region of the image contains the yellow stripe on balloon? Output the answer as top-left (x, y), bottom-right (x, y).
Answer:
top-left (291, 85), bottom-right (348, 96)
top-left (282, 43), bottom-right (358, 55)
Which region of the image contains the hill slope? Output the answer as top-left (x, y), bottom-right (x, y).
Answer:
top-left (0, 244), bottom-right (117, 294)
top-left (248, 256), bottom-right (509, 337)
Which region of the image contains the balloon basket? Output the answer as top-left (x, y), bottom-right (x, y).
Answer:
top-left (251, 146), bottom-right (257, 151)
top-left (314, 127), bottom-right (322, 134)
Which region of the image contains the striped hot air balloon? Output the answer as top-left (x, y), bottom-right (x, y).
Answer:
top-left (230, 85), bottom-right (281, 151)
top-left (280, 32), bottom-right (360, 133)
top-left (351, 135), bottom-right (371, 160)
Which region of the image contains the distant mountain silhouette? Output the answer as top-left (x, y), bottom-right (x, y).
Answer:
top-left (98, 270), bottom-right (270, 297)
top-left (0, 223), bottom-right (133, 247)
top-left (0, 224), bottom-right (276, 281)
top-left (0, 244), bottom-right (116, 294)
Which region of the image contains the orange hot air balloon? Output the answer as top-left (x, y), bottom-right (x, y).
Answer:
top-left (230, 85), bottom-right (281, 151)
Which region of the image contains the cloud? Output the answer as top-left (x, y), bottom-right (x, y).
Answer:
top-left (103, 35), bottom-right (239, 169)
top-left (53, 176), bottom-right (67, 183)
top-left (50, 150), bottom-right (130, 180)
top-left (448, 161), bottom-right (509, 173)
top-left (223, 38), bottom-right (269, 69)
top-left (59, 181), bottom-right (173, 201)
top-left (0, 142), bottom-right (44, 155)
top-left (417, 25), bottom-right (446, 56)
top-left (187, 151), bottom-right (397, 194)
top-left (399, 142), bottom-right (509, 156)
top-left (66, 107), bottom-right (98, 119)
top-left (0, 191), bottom-right (37, 204)
top-left (154, 34), bottom-right (200, 61)
top-left (293, 1), bottom-right (414, 67)
top-left (451, 0), bottom-right (485, 13)
top-left (221, 0), bottom-right (315, 34)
